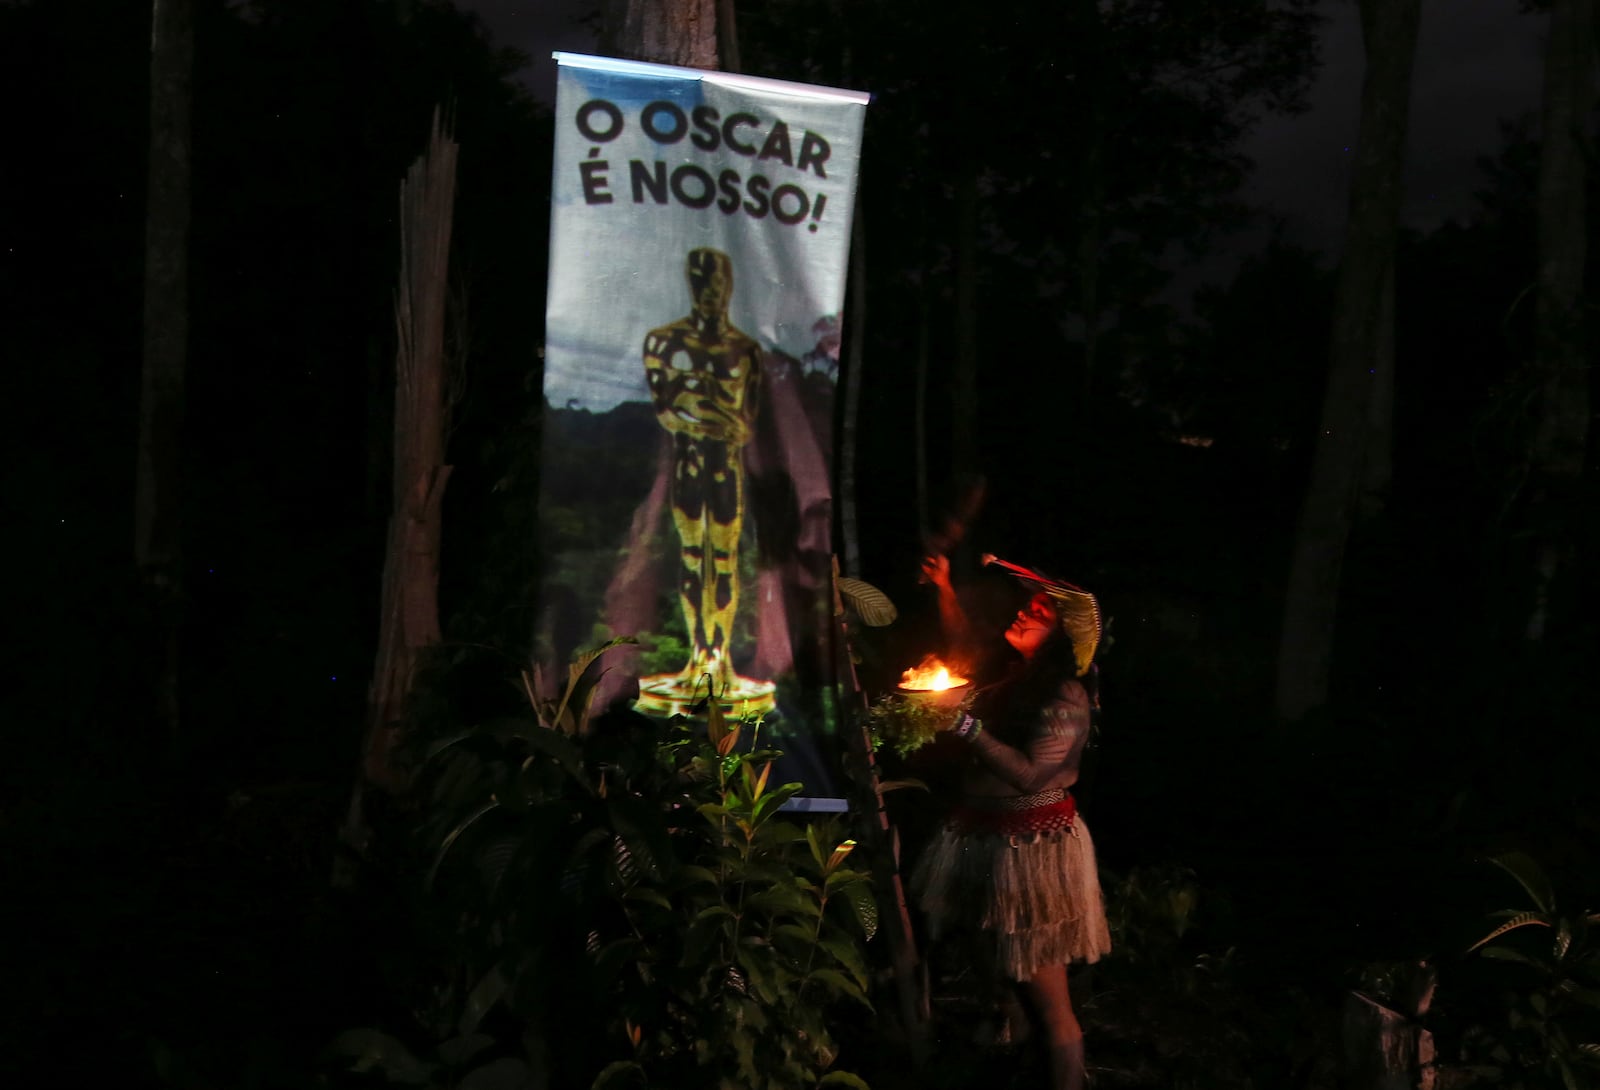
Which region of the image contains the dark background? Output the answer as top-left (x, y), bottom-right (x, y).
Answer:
top-left (2, 0), bottom-right (1595, 1086)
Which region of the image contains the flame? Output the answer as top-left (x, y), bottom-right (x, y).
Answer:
top-left (899, 655), bottom-right (968, 692)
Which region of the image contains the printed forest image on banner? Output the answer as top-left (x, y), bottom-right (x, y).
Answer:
top-left (537, 54), bottom-right (868, 766)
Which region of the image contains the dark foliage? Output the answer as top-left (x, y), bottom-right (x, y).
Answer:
top-left (4, 0), bottom-right (1597, 1086)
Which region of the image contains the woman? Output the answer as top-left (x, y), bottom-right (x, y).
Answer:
top-left (911, 553), bottom-right (1111, 1090)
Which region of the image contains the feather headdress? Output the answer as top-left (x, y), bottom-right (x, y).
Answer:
top-left (982, 553), bottom-right (1102, 677)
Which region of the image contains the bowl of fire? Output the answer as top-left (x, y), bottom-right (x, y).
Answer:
top-left (895, 679), bottom-right (972, 714)
top-left (896, 656), bottom-right (971, 707)
top-left (868, 656), bottom-right (975, 756)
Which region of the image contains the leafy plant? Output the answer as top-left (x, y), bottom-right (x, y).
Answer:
top-left (323, 1026), bottom-right (535, 1090)
top-left (588, 695), bottom-right (879, 1090)
top-left (335, 641), bottom-right (879, 1090)
top-left (1082, 865), bottom-right (1335, 1089)
top-left (865, 694), bottom-right (963, 757)
top-left (1455, 852), bottom-right (1600, 1090)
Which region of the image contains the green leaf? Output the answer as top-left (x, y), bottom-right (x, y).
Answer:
top-left (754, 821), bottom-right (809, 849)
top-left (670, 864), bottom-right (721, 891)
top-left (609, 793), bottom-right (674, 881)
top-left (1489, 853), bottom-right (1557, 914)
top-left (739, 861), bottom-right (800, 885)
top-left (436, 1033), bottom-right (496, 1069)
top-left (458, 963), bottom-right (509, 1036)
top-left (806, 968), bottom-right (872, 1008)
top-left (421, 730), bottom-right (479, 768)
top-left (1558, 1052), bottom-right (1579, 1090)
top-left (592, 937), bottom-right (645, 985)
top-left (490, 765), bottom-right (530, 813)
top-left (1558, 981), bottom-right (1600, 1011)
top-left (844, 887), bottom-right (879, 942)
top-left (1469, 911), bottom-right (1553, 953)
top-left (874, 777), bottom-right (929, 796)
top-left (1478, 941), bottom-right (1542, 966)
top-left (522, 727), bottom-right (592, 790)
top-left (571, 669), bottom-right (610, 737)
top-left (682, 914), bottom-right (725, 968)
top-left (745, 759), bottom-right (773, 800)
top-left (825, 867), bottom-right (870, 891)
top-left (817, 1072), bottom-right (873, 1089)
top-left (752, 783), bottom-right (804, 827)
top-left (817, 934), bottom-right (870, 990)
top-left (806, 823), bottom-right (825, 868)
top-left (622, 885), bottom-right (673, 911)
top-left (825, 841), bottom-right (859, 873)
top-left (325, 1028), bottom-right (435, 1084)
top-left (551, 637), bottom-right (637, 736)
top-left (837, 577), bottom-right (897, 626)
top-left (746, 884), bottom-right (811, 917)
top-left (569, 824), bottom-right (614, 864)
top-left (590, 1059), bottom-right (648, 1089)
top-left (427, 800), bottom-right (500, 891)
top-left (774, 921), bottom-right (819, 947)
top-left (735, 943), bottom-right (788, 1005)
top-left (694, 904), bottom-right (739, 924)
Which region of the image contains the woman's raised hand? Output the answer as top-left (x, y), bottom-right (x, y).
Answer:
top-left (920, 553), bottom-right (952, 589)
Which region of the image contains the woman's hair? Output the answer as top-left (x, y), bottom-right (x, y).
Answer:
top-left (984, 627), bottom-right (1085, 742)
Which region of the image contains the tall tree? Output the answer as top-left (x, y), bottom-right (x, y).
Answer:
top-left (363, 111), bottom-right (459, 792)
top-left (600, 0), bottom-right (720, 67)
top-left (136, 0), bottom-right (194, 745)
top-left (741, 0), bottom-right (1319, 575)
top-left (338, 109), bottom-right (459, 873)
top-left (1521, 0), bottom-right (1594, 641)
top-left (1275, 0), bottom-right (1421, 720)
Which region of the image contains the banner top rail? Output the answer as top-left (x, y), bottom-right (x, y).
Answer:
top-left (552, 51), bottom-right (871, 106)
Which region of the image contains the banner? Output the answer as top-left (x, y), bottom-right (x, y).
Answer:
top-left (537, 54), bottom-right (869, 768)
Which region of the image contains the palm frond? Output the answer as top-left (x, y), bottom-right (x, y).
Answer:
top-left (1468, 910), bottom-right (1551, 953)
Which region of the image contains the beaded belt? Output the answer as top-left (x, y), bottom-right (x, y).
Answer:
top-left (950, 789), bottom-right (1075, 837)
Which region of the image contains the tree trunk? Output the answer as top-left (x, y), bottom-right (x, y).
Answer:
top-left (600, 0), bottom-right (719, 68)
top-left (136, 0), bottom-right (194, 748)
top-left (1359, 262), bottom-right (1396, 518)
top-left (1275, 0), bottom-right (1420, 721)
top-left (1342, 988), bottom-right (1436, 1090)
top-left (715, 0), bottom-right (740, 73)
top-left (367, 110), bottom-right (457, 788)
top-left (951, 164), bottom-right (979, 478)
top-left (1073, 0), bottom-right (1107, 411)
top-left (1522, 0), bottom-right (1593, 642)
top-left (915, 283), bottom-right (932, 545)
top-left (337, 113), bottom-right (457, 879)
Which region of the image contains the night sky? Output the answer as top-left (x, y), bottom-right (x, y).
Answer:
top-left (460, 0), bottom-right (1548, 255)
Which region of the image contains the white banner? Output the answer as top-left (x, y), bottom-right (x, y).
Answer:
top-left (539, 53), bottom-right (868, 744)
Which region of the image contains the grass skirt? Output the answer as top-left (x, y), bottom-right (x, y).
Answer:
top-left (911, 809), bottom-right (1112, 981)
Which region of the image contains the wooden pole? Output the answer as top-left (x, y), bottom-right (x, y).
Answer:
top-left (832, 558), bottom-right (930, 1065)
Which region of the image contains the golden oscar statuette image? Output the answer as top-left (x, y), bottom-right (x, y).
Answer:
top-left (636, 249), bottom-right (777, 718)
